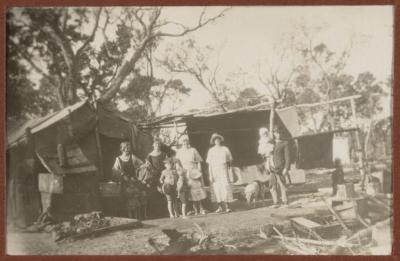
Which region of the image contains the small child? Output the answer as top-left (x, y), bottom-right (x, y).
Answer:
top-left (176, 166), bottom-right (189, 219)
top-left (258, 127), bottom-right (275, 173)
top-left (331, 158), bottom-right (345, 196)
top-left (160, 158), bottom-right (179, 218)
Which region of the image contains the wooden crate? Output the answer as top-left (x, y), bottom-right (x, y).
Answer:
top-left (38, 173), bottom-right (97, 194)
top-left (288, 165), bottom-right (306, 184)
top-left (40, 192), bottom-right (97, 221)
top-left (290, 217), bottom-right (341, 240)
top-left (371, 170), bottom-right (392, 194)
top-left (332, 198), bottom-right (369, 220)
top-left (99, 182), bottom-right (122, 197)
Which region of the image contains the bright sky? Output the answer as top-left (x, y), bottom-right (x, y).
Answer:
top-left (151, 6), bottom-right (393, 114)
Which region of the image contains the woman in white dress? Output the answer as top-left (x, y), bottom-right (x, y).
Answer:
top-left (175, 136), bottom-right (207, 216)
top-left (206, 133), bottom-right (234, 213)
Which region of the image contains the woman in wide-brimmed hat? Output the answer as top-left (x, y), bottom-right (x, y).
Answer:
top-left (175, 135), bottom-right (207, 216)
top-left (206, 133), bottom-right (234, 213)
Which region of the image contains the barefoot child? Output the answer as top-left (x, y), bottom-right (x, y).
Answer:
top-left (160, 158), bottom-right (179, 218)
top-left (176, 165), bottom-right (189, 219)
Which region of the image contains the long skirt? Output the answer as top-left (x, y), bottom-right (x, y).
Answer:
top-left (211, 165), bottom-right (234, 203)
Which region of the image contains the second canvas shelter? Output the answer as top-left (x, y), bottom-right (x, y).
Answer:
top-left (142, 102), bottom-right (349, 186)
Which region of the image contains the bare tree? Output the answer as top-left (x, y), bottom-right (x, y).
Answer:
top-left (257, 34), bottom-right (298, 107)
top-left (99, 7), bottom-right (231, 104)
top-left (159, 38), bottom-right (230, 112)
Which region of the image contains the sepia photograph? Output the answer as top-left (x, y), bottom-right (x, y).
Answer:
top-left (5, 5), bottom-right (394, 255)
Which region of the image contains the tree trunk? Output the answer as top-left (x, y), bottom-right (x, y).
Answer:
top-left (100, 36), bottom-right (153, 104)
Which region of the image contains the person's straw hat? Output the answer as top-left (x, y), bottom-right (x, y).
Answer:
top-left (210, 133), bottom-right (224, 145)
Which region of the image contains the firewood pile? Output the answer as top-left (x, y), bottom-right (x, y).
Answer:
top-left (52, 211), bottom-right (111, 241)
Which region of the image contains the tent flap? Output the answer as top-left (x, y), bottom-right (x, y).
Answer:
top-left (276, 107), bottom-right (301, 137)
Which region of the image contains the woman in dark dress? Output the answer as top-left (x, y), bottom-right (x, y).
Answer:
top-left (145, 139), bottom-right (168, 186)
top-left (145, 138), bottom-right (169, 218)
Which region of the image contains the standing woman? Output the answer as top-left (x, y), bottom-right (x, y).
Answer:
top-left (206, 133), bottom-right (234, 213)
top-left (146, 138), bottom-right (168, 186)
top-left (112, 142), bottom-right (144, 217)
top-left (145, 138), bottom-right (168, 218)
top-left (176, 136), bottom-right (207, 215)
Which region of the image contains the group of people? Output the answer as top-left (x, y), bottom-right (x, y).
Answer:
top-left (112, 132), bottom-right (235, 219)
top-left (111, 125), bottom-right (292, 220)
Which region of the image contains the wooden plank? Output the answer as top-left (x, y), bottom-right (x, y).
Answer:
top-left (291, 217), bottom-right (322, 229)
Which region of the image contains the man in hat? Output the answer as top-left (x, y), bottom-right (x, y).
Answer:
top-left (269, 126), bottom-right (290, 208)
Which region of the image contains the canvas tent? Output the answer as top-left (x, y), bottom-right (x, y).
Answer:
top-left (142, 103), bottom-right (357, 185)
top-left (6, 100), bottom-right (153, 227)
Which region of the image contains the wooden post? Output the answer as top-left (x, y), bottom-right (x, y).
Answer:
top-left (173, 121), bottom-right (178, 145)
top-left (94, 102), bottom-right (104, 179)
top-left (269, 100), bottom-right (276, 139)
top-left (350, 98), bottom-right (367, 189)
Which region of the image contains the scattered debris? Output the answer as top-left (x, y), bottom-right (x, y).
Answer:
top-left (258, 192), bottom-right (392, 255)
top-left (41, 211), bottom-right (142, 242)
top-left (147, 222), bottom-right (244, 255)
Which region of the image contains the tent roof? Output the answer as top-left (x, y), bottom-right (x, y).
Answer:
top-left (140, 101), bottom-right (304, 137)
top-left (7, 100), bottom-right (138, 149)
top-left (140, 101), bottom-right (274, 127)
top-left (7, 100), bottom-right (88, 148)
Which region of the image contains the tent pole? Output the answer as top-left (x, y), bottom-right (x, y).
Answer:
top-left (269, 100), bottom-right (276, 138)
top-left (94, 103), bottom-right (104, 179)
top-left (350, 98), bottom-right (367, 190)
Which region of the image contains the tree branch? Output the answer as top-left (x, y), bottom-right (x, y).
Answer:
top-left (76, 8), bottom-right (102, 57)
top-left (62, 9), bottom-right (69, 33)
top-left (132, 8), bottom-right (148, 36)
top-left (155, 7), bottom-right (230, 38)
top-left (100, 11), bottom-right (122, 60)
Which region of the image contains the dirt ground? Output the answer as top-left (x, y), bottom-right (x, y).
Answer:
top-left (6, 170), bottom-right (361, 255)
